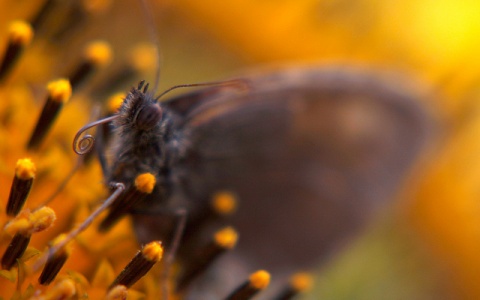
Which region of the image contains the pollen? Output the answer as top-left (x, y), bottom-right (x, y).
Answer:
top-left (214, 226), bottom-right (238, 249)
top-left (134, 173), bottom-right (156, 194)
top-left (29, 206), bottom-right (56, 233)
top-left (4, 217), bottom-right (30, 235)
top-left (225, 269), bottom-right (271, 299)
top-left (8, 20), bottom-right (34, 45)
top-left (249, 270), bottom-right (271, 290)
top-left (51, 233), bottom-right (74, 255)
top-left (15, 158), bottom-right (36, 179)
top-left (85, 40), bottom-right (113, 66)
top-left (2, 208), bottom-right (55, 270)
top-left (290, 272), bottom-right (313, 292)
top-left (142, 240), bottom-right (163, 262)
top-left (47, 79), bottom-right (72, 103)
top-left (130, 44), bottom-right (157, 73)
top-left (212, 191), bottom-right (237, 215)
top-left (109, 240), bottom-right (163, 289)
top-left (7, 158), bottom-right (36, 216)
top-left (106, 285), bottom-right (128, 300)
top-left (32, 279), bottom-right (76, 300)
top-left (4, 207), bottom-right (56, 235)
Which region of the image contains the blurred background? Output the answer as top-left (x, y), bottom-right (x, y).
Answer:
top-left (3, 0), bottom-right (480, 299)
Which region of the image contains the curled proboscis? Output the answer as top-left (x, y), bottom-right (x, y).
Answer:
top-left (73, 115), bottom-right (120, 155)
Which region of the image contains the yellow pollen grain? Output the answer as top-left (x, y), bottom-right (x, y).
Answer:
top-left (134, 173), bottom-right (156, 193)
top-left (108, 93), bottom-right (125, 113)
top-left (38, 279), bottom-right (76, 300)
top-left (141, 241), bottom-right (163, 262)
top-left (4, 218), bottom-right (30, 236)
top-left (212, 191), bottom-right (237, 215)
top-left (29, 206), bottom-right (56, 233)
top-left (290, 272), bottom-right (313, 292)
top-left (82, 0), bottom-right (113, 13)
top-left (106, 285), bottom-right (128, 300)
top-left (15, 158), bottom-right (36, 180)
top-left (51, 233), bottom-right (73, 255)
top-left (47, 79), bottom-right (72, 103)
top-left (84, 40), bottom-right (112, 66)
top-left (214, 227), bottom-right (238, 249)
top-left (130, 44), bottom-right (157, 72)
top-left (249, 270), bottom-right (271, 290)
top-left (8, 20), bottom-right (34, 45)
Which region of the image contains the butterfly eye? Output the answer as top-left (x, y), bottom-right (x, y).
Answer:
top-left (136, 104), bottom-right (163, 130)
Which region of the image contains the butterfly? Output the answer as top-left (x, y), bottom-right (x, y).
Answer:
top-left (75, 64), bottom-right (430, 298)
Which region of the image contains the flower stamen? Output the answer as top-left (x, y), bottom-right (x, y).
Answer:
top-left (225, 270), bottom-right (271, 300)
top-left (0, 20), bottom-right (33, 82)
top-left (99, 173), bottom-right (156, 232)
top-left (27, 79), bottom-right (72, 150)
top-left (31, 183), bottom-right (124, 273)
top-left (109, 241), bottom-right (163, 289)
top-left (106, 285), bottom-right (128, 300)
top-left (6, 158), bottom-right (36, 216)
top-left (67, 40), bottom-right (112, 91)
top-left (176, 226), bottom-right (238, 292)
top-left (2, 207), bottom-right (56, 270)
top-left (273, 272), bottom-right (314, 300)
top-left (38, 234), bottom-right (73, 285)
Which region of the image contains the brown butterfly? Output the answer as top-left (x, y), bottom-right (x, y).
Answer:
top-left (75, 65), bottom-right (430, 298)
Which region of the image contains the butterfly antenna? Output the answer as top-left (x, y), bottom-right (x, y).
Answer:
top-left (155, 78), bottom-right (250, 102)
top-left (139, 0), bottom-right (162, 92)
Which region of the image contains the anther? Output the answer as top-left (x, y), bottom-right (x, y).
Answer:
top-left (0, 20), bottom-right (34, 82)
top-left (88, 44), bottom-right (157, 98)
top-left (38, 234), bottom-right (73, 285)
top-left (99, 173), bottom-right (156, 232)
top-left (2, 207), bottom-right (56, 270)
top-left (181, 191), bottom-right (237, 251)
top-left (106, 285), bottom-right (128, 300)
top-left (109, 241), bottom-right (163, 290)
top-left (273, 272), bottom-right (314, 300)
top-left (30, 0), bottom-right (55, 30)
top-left (212, 191), bottom-right (237, 216)
top-left (27, 79), bottom-right (72, 150)
top-left (67, 40), bottom-right (112, 91)
top-left (224, 270), bottom-right (271, 300)
top-left (6, 158), bottom-right (36, 216)
top-left (31, 183), bottom-right (124, 273)
top-left (31, 278), bottom-right (76, 300)
top-left (129, 44), bottom-right (156, 75)
top-left (176, 226), bottom-right (238, 292)
top-left (1, 233), bottom-right (30, 270)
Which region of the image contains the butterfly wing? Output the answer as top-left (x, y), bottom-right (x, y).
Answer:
top-left (133, 67), bottom-right (430, 294)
